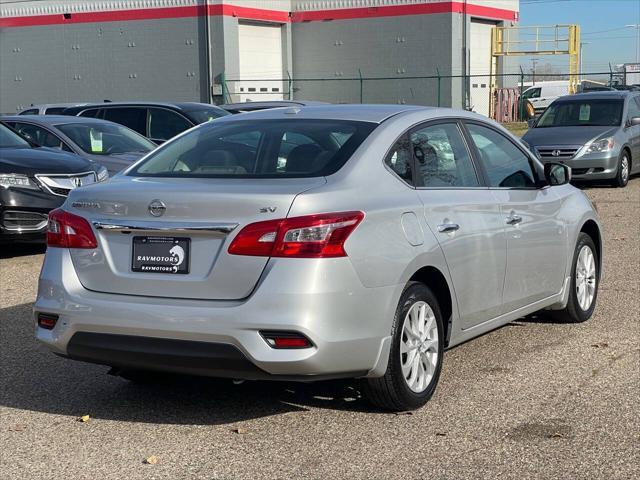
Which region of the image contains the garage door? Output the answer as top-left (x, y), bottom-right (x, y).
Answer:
top-left (238, 22), bottom-right (284, 102)
top-left (469, 19), bottom-right (497, 117)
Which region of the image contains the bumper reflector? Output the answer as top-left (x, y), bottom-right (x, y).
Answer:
top-left (37, 313), bottom-right (59, 330)
top-left (260, 331), bottom-right (312, 349)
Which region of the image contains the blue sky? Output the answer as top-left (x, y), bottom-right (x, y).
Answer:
top-left (518, 0), bottom-right (640, 73)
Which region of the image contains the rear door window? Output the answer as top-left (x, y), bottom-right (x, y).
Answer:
top-left (45, 107), bottom-right (69, 115)
top-left (384, 135), bottom-right (413, 185)
top-left (103, 107), bottom-right (147, 136)
top-left (78, 108), bottom-right (101, 119)
top-left (410, 123), bottom-right (479, 188)
top-left (148, 108), bottom-right (192, 142)
top-left (131, 120), bottom-right (375, 178)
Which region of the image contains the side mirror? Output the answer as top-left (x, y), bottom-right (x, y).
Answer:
top-left (527, 115), bottom-right (540, 128)
top-left (629, 116), bottom-right (640, 127)
top-left (544, 162), bottom-right (571, 186)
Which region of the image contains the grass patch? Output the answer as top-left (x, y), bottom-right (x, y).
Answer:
top-left (502, 122), bottom-right (529, 137)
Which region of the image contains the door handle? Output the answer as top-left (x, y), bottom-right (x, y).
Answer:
top-left (437, 223), bottom-right (460, 233)
top-left (506, 214), bottom-right (522, 226)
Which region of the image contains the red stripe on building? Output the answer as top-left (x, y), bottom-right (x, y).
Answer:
top-left (292, 2), bottom-right (517, 22)
top-left (0, 4), bottom-right (290, 28)
top-left (0, 2), bottom-right (516, 29)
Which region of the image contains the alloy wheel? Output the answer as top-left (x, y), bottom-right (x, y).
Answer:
top-left (621, 155), bottom-right (630, 184)
top-left (575, 245), bottom-right (596, 311)
top-left (400, 301), bottom-right (439, 393)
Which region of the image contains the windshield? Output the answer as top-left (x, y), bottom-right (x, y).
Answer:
top-left (536, 99), bottom-right (623, 127)
top-left (187, 108), bottom-right (230, 124)
top-left (129, 119), bottom-right (376, 178)
top-left (56, 122), bottom-right (156, 155)
top-left (522, 87), bottom-right (541, 100)
top-left (0, 123), bottom-right (31, 149)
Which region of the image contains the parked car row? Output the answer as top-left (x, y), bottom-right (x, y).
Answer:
top-left (3, 92), bottom-right (638, 247)
top-left (1, 100), bottom-right (329, 244)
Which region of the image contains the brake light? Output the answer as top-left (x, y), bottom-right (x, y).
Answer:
top-left (47, 209), bottom-right (97, 249)
top-left (228, 211), bottom-right (364, 258)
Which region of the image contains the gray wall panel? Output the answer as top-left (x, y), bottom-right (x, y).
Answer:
top-left (0, 17), bottom-right (207, 112)
top-left (291, 13), bottom-right (454, 106)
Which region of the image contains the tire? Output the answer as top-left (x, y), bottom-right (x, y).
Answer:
top-left (553, 233), bottom-right (599, 323)
top-left (611, 150), bottom-right (630, 188)
top-left (363, 282), bottom-right (444, 411)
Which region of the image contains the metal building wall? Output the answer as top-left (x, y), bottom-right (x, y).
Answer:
top-left (291, 12), bottom-right (455, 106)
top-left (0, 18), bottom-right (208, 112)
top-left (290, 0), bottom-right (519, 108)
top-left (0, 0), bottom-right (518, 113)
top-left (0, 0), bottom-right (293, 113)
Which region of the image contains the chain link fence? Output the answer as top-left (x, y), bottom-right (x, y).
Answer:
top-left (222, 70), bottom-right (625, 123)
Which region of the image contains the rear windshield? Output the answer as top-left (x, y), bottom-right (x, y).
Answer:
top-left (129, 119), bottom-right (376, 178)
top-left (536, 99), bottom-right (624, 127)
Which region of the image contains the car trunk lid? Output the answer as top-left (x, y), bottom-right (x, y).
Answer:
top-left (67, 176), bottom-right (325, 300)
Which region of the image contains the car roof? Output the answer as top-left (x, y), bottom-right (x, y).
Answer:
top-left (64, 101), bottom-right (222, 111)
top-left (221, 100), bottom-right (327, 111)
top-left (0, 115), bottom-right (116, 125)
top-left (565, 91), bottom-right (635, 101)
top-left (22, 103), bottom-right (89, 109)
top-left (214, 104), bottom-right (434, 123)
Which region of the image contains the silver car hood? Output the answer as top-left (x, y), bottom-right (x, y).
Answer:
top-left (523, 126), bottom-right (618, 146)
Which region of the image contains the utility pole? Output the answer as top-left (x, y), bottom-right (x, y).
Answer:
top-left (626, 24), bottom-right (640, 63)
top-left (531, 58), bottom-right (539, 85)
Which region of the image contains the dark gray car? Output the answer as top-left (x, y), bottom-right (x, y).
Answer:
top-left (1, 116), bottom-right (157, 175)
top-left (523, 91), bottom-right (640, 187)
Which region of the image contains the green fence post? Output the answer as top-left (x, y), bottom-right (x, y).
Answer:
top-left (608, 63), bottom-right (613, 87)
top-left (358, 68), bottom-right (363, 104)
top-left (287, 71), bottom-right (292, 100)
top-left (436, 68), bottom-right (441, 107)
top-left (221, 71), bottom-right (229, 104)
top-left (519, 66), bottom-right (525, 122)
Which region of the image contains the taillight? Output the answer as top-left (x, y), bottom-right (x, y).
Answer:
top-left (228, 211), bottom-right (364, 258)
top-left (47, 209), bottom-right (97, 249)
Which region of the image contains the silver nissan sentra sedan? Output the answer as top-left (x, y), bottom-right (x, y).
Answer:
top-left (34, 105), bottom-right (602, 411)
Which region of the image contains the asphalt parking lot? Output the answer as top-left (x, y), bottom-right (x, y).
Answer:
top-left (1, 179), bottom-right (638, 480)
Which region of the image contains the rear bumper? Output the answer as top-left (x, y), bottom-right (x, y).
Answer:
top-left (64, 332), bottom-right (366, 380)
top-left (34, 248), bottom-right (398, 380)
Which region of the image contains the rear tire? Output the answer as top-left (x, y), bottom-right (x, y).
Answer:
top-left (611, 151), bottom-right (630, 188)
top-left (363, 282), bottom-right (444, 411)
top-left (553, 233), bottom-right (599, 323)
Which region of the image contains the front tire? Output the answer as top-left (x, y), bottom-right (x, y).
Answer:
top-left (363, 282), bottom-right (444, 411)
top-left (612, 151), bottom-right (630, 188)
top-left (554, 233), bottom-right (599, 323)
